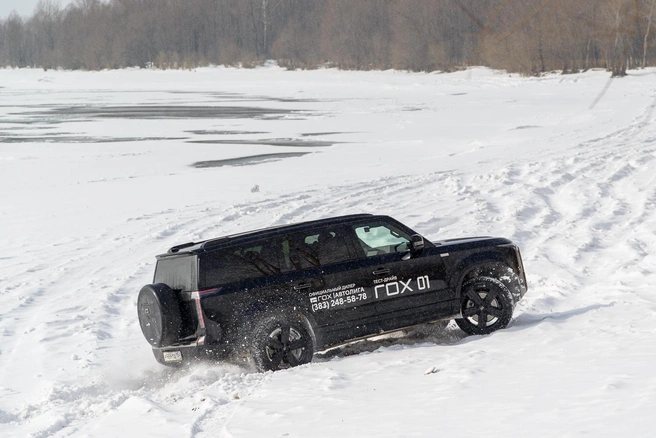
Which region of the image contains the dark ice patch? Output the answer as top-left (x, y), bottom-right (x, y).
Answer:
top-left (21, 105), bottom-right (309, 120)
top-left (188, 138), bottom-right (338, 147)
top-left (300, 132), bottom-right (346, 137)
top-left (192, 152), bottom-right (311, 168)
top-left (512, 125), bottom-right (540, 130)
top-left (0, 135), bottom-right (186, 143)
top-left (185, 130), bottom-right (269, 136)
top-left (0, 119), bottom-right (68, 125)
top-left (166, 90), bottom-right (327, 103)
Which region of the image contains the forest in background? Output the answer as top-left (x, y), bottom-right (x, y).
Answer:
top-left (1, 0), bottom-right (655, 77)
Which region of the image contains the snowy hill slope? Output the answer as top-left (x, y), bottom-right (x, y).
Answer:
top-left (1, 66), bottom-right (656, 437)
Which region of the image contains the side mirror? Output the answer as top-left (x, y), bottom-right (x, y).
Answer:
top-left (410, 234), bottom-right (425, 252)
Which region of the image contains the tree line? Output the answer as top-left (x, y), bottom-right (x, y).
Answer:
top-left (1, 0), bottom-right (655, 76)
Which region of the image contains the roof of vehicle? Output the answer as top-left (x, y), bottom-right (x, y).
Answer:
top-left (158, 213), bottom-right (380, 259)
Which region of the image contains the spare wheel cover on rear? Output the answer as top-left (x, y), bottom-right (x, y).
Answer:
top-left (137, 283), bottom-right (182, 347)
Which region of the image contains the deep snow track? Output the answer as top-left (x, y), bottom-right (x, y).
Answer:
top-left (1, 67), bottom-right (656, 437)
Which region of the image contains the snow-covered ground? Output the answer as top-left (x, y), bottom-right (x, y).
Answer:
top-left (1, 66), bottom-right (656, 437)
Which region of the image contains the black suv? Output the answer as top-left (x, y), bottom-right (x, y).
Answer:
top-left (137, 214), bottom-right (527, 371)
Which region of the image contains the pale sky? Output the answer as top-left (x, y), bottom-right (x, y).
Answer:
top-left (1, 0), bottom-right (77, 19)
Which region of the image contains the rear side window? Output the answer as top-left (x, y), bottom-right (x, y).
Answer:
top-left (154, 255), bottom-right (197, 292)
top-left (199, 240), bottom-right (282, 289)
top-left (281, 226), bottom-right (352, 271)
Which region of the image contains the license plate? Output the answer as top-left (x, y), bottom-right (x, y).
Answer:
top-left (163, 351), bottom-right (182, 362)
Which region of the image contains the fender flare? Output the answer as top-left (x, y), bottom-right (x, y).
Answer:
top-left (449, 251), bottom-right (512, 297)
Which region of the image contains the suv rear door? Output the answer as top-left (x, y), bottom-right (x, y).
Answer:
top-left (280, 225), bottom-right (381, 344)
top-left (197, 237), bottom-right (291, 343)
top-left (345, 217), bottom-right (452, 331)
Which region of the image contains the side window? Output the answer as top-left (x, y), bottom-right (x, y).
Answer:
top-left (199, 239), bottom-right (282, 288)
top-left (352, 223), bottom-right (411, 257)
top-left (281, 227), bottom-right (352, 271)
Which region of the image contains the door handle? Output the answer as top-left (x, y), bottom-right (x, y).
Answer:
top-left (293, 283), bottom-right (311, 291)
top-left (372, 268), bottom-right (390, 276)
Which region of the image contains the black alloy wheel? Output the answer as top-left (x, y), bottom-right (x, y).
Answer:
top-left (251, 315), bottom-right (314, 372)
top-left (266, 326), bottom-right (306, 368)
top-left (455, 276), bottom-right (513, 335)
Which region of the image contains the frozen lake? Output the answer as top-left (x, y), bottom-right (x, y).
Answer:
top-left (1, 66), bottom-right (656, 437)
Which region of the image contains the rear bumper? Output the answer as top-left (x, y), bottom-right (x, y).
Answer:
top-left (152, 342), bottom-right (228, 367)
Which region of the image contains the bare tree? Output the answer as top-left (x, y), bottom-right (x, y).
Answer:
top-left (30, 0), bottom-right (62, 69)
top-left (249, 0), bottom-right (289, 58)
top-left (2, 0), bottom-right (656, 73)
top-left (3, 13), bottom-right (26, 66)
top-left (643, 0), bottom-right (656, 67)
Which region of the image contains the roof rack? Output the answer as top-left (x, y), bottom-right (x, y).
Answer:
top-left (164, 213), bottom-right (375, 255)
top-left (199, 214), bottom-right (374, 251)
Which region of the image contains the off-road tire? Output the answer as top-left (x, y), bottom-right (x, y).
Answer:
top-left (250, 313), bottom-right (314, 372)
top-left (455, 276), bottom-right (513, 335)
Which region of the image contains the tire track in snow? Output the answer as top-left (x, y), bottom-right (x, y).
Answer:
top-left (4, 147), bottom-right (655, 436)
top-left (13, 133), bottom-right (654, 437)
top-left (4, 73), bottom-right (656, 436)
top-left (0, 207), bottom-right (271, 436)
top-left (189, 140), bottom-right (656, 433)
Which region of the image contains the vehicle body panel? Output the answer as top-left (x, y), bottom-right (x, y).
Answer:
top-left (141, 214), bottom-right (528, 365)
